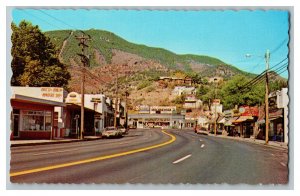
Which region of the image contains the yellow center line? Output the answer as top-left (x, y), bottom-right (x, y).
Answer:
top-left (10, 130), bottom-right (176, 177)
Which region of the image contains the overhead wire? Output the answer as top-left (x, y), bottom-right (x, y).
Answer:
top-left (238, 61), bottom-right (288, 92)
top-left (38, 10), bottom-right (78, 31)
top-left (19, 9), bottom-right (66, 30)
top-left (270, 38), bottom-right (288, 55)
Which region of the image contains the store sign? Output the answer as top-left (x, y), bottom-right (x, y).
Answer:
top-left (91, 98), bottom-right (101, 103)
top-left (12, 87), bottom-right (64, 102)
top-left (66, 92), bottom-right (81, 104)
top-left (269, 108), bottom-right (283, 119)
top-left (239, 106), bottom-right (259, 117)
top-left (269, 96), bottom-right (277, 110)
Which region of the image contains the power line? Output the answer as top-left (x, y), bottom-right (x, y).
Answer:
top-left (276, 69), bottom-right (288, 76)
top-left (271, 63), bottom-right (288, 74)
top-left (248, 57), bottom-right (265, 73)
top-left (240, 57), bottom-right (288, 90)
top-left (240, 71), bottom-right (266, 89)
top-left (20, 10), bottom-right (65, 30)
top-left (242, 63), bottom-right (288, 90)
top-left (269, 57), bottom-right (288, 70)
top-left (38, 10), bottom-right (78, 30)
top-left (270, 38), bottom-right (288, 55)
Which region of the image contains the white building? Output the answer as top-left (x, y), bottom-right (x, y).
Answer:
top-left (197, 116), bottom-right (209, 129)
top-left (183, 95), bottom-right (202, 109)
top-left (268, 88), bottom-right (288, 143)
top-left (210, 102), bottom-right (223, 119)
top-left (172, 86), bottom-right (196, 96)
top-left (65, 92), bottom-right (114, 134)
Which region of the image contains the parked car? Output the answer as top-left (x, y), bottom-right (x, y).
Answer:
top-left (209, 129), bottom-right (223, 135)
top-left (102, 127), bottom-right (123, 138)
top-left (118, 126), bottom-right (129, 135)
top-left (196, 127), bottom-right (209, 135)
top-left (128, 124), bottom-right (137, 129)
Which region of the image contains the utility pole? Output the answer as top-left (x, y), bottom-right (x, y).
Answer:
top-left (265, 49), bottom-right (270, 144)
top-left (214, 78), bottom-right (217, 136)
top-left (114, 67), bottom-right (119, 128)
top-left (75, 33), bottom-right (91, 140)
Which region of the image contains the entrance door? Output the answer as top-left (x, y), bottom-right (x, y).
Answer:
top-left (13, 114), bottom-right (19, 137)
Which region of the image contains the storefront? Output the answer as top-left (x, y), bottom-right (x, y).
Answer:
top-left (224, 117), bottom-right (238, 136)
top-left (11, 94), bottom-right (65, 140)
top-left (232, 116), bottom-right (256, 138)
top-left (65, 92), bottom-right (104, 137)
top-left (128, 113), bottom-right (185, 129)
top-left (269, 108), bottom-right (284, 142)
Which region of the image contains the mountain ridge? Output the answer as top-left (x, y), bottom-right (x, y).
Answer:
top-left (45, 29), bottom-right (255, 94)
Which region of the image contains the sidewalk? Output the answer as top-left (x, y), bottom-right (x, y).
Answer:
top-left (208, 133), bottom-right (288, 150)
top-left (10, 136), bottom-right (102, 147)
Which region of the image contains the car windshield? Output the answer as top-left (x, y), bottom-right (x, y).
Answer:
top-left (106, 127), bottom-right (115, 131)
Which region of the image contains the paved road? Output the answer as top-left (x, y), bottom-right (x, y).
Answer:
top-left (10, 129), bottom-right (288, 184)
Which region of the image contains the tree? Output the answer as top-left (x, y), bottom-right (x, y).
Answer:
top-left (196, 85), bottom-right (209, 99)
top-left (172, 94), bottom-right (186, 104)
top-left (269, 79), bottom-right (288, 92)
top-left (11, 20), bottom-right (70, 87)
top-left (219, 75), bottom-right (265, 110)
top-left (186, 72), bottom-right (203, 85)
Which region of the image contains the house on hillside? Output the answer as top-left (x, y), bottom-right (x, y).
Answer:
top-left (183, 95), bottom-right (202, 109)
top-left (159, 76), bottom-right (193, 86)
top-left (172, 86), bottom-right (196, 96)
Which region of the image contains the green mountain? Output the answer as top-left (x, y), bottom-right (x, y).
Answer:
top-left (45, 29), bottom-right (250, 76)
top-left (45, 29), bottom-right (258, 95)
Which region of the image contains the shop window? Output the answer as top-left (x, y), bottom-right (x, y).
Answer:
top-left (22, 110), bottom-right (52, 131)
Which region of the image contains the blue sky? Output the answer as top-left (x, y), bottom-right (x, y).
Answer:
top-left (11, 9), bottom-right (289, 78)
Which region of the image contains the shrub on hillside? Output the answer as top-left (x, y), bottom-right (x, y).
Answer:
top-left (137, 80), bottom-right (151, 90)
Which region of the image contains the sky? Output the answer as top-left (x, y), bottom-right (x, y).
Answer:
top-left (11, 9), bottom-right (289, 78)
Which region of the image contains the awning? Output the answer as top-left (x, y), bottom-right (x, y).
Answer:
top-left (269, 116), bottom-right (283, 121)
top-left (218, 117), bottom-right (226, 124)
top-left (233, 116), bottom-right (254, 123)
top-left (224, 117), bottom-right (238, 126)
top-left (11, 94), bottom-right (66, 107)
top-left (66, 103), bottom-right (102, 114)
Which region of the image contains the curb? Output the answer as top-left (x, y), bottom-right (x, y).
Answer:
top-left (207, 134), bottom-right (288, 150)
top-left (10, 137), bottom-right (102, 147)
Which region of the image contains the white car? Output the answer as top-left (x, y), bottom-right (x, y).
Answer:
top-left (102, 127), bottom-right (123, 138)
top-left (118, 126), bottom-right (129, 135)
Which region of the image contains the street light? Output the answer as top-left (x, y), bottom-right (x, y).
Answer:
top-left (245, 50), bottom-right (270, 144)
top-left (214, 78), bottom-right (218, 136)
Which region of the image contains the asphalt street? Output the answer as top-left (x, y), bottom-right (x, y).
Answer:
top-left (10, 129), bottom-right (288, 184)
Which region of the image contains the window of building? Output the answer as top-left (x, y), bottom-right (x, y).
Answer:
top-left (22, 110), bottom-right (52, 131)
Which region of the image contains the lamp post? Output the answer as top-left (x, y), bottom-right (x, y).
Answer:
top-left (214, 78), bottom-right (218, 136)
top-left (265, 50), bottom-right (270, 144)
top-left (245, 50), bottom-right (270, 144)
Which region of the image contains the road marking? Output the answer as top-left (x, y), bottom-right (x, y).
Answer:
top-left (199, 139), bottom-right (203, 142)
top-left (173, 154), bottom-right (192, 164)
top-left (33, 149), bottom-right (77, 156)
top-left (280, 162), bottom-right (286, 167)
top-left (201, 144), bottom-right (205, 148)
top-left (118, 142), bottom-right (130, 145)
top-left (10, 130), bottom-right (176, 177)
